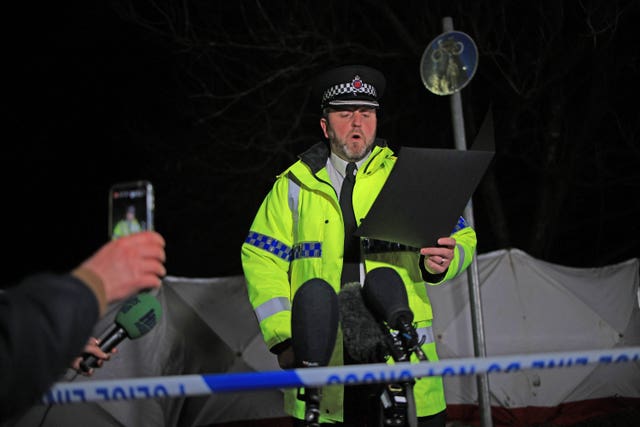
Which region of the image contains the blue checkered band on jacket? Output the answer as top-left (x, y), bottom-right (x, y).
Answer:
top-left (245, 232), bottom-right (291, 261)
top-left (291, 242), bottom-right (322, 260)
top-left (322, 81), bottom-right (377, 104)
top-left (453, 216), bottom-right (468, 233)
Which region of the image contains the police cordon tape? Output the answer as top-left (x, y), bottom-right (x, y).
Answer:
top-left (42, 346), bottom-right (640, 405)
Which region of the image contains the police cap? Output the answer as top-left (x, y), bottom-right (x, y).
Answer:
top-left (313, 64), bottom-right (386, 110)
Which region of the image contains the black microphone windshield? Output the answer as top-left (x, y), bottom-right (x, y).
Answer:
top-left (362, 267), bottom-right (413, 330)
top-left (339, 282), bottom-right (389, 363)
top-left (291, 278), bottom-right (339, 367)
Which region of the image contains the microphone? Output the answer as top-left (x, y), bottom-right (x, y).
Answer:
top-left (362, 267), bottom-right (427, 361)
top-left (362, 268), bottom-right (423, 427)
top-left (79, 292), bottom-right (163, 373)
top-left (338, 282), bottom-right (390, 364)
top-left (291, 278), bottom-right (339, 427)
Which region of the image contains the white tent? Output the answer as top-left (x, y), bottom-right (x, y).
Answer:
top-left (429, 249), bottom-right (640, 425)
top-left (11, 249), bottom-right (640, 426)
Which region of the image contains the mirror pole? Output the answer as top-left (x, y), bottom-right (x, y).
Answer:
top-left (442, 16), bottom-right (493, 427)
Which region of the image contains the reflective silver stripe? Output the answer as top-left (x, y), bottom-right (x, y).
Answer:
top-left (288, 177), bottom-right (300, 243)
top-left (255, 297), bottom-right (291, 323)
top-left (416, 325), bottom-right (435, 344)
top-left (455, 242), bottom-right (465, 275)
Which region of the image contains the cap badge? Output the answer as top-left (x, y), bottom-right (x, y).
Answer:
top-left (351, 75), bottom-right (363, 93)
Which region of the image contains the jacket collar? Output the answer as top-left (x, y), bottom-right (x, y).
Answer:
top-left (298, 138), bottom-right (389, 174)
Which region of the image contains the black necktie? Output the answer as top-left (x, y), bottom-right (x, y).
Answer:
top-left (340, 162), bottom-right (360, 284)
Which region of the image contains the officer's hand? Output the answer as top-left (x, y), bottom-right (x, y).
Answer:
top-left (420, 237), bottom-right (456, 274)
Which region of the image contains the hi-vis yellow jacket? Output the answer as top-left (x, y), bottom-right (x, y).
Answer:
top-left (241, 140), bottom-right (477, 423)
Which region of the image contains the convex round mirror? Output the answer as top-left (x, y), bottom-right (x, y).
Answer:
top-left (420, 30), bottom-right (478, 96)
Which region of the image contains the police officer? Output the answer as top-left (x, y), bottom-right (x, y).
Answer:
top-left (241, 64), bottom-right (477, 426)
top-left (112, 205), bottom-right (142, 239)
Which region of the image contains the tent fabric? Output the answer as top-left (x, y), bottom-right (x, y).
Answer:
top-left (10, 249), bottom-right (640, 427)
top-left (11, 276), bottom-right (287, 427)
top-left (429, 249), bottom-right (640, 410)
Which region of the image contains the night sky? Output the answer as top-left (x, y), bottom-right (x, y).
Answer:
top-left (5, 3), bottom-right (185, 284)
top-left (4, 1), bottom-right (640, 287)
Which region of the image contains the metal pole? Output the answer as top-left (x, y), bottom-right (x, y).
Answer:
top-left (442, 16), bottom-right (493, 427)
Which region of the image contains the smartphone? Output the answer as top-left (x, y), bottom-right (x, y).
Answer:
top-left (108, 180), bottom-right (154, 239)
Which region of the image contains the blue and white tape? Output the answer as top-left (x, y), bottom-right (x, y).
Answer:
top-left (42, 346), bottom-right (640, 405)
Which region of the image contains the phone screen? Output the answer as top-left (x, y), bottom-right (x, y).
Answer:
top-left (108, 180), bottom-right (154, 239)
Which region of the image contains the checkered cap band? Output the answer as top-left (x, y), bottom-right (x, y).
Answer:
top-left (322, 80), bottom-right (378, 105)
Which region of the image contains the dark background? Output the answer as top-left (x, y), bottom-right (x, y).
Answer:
top-left (4, 1), bottom-right (640, 287)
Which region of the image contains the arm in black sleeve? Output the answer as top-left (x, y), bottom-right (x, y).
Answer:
top-left (0, 273), bottom-right (99, 421)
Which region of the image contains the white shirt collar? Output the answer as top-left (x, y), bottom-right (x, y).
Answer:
top-left (329, 151), bottom-right (370, 177)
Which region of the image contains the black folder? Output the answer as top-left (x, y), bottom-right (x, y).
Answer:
top-left (354, 146), bottom-right (494, 248)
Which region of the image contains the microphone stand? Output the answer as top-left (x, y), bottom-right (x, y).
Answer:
top-left (377, 319), bottom-right (425, 427)
top-left (396, 317), bottom-right (428, 362)
top-left (299, 387), bottom-right (321, 427)
top-left (297, 361), bottom-right (322, 427)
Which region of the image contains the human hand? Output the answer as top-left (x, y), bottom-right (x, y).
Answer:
top-left (70, 337), bottom-right (117, 376)
top-left (78, 231), bottom-right (167, 303)
top-left (420, 237), bottom-right (456, 274)
top-left (277, 346), bottom-right (295, 370)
